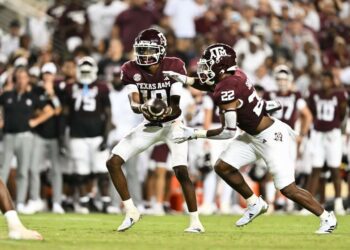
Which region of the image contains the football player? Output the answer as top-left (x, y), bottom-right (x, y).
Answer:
top-left (106, 28), bottom-right (204, 232)
top-left (164, 43), bottom-right (337, 234)
top-left (307, 71), bottom-right (348, 215)
top-left (61, 56), bottom-right (113, 214)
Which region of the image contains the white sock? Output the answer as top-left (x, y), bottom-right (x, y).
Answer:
top-left (123, 199), bottom-right (136, 212)
top-left (265, 181), bottom-right (275, 204)
top-left (4, 210), bottom-right (23, 231)
top-left (203, 171), bottom-right (216, 204)
top-left (221, 182), bottom-right (233, 205)
top-left (319, 210), bottom-right (328, 220)
top-left (189, 211), bottom-right (200, 224)
top-left (246, 194), bottom-right (258, 206)
top-left (334, 197), bottom-right (343, 208)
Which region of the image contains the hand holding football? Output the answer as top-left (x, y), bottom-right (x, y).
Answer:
top-left (141, 98), bottom-right (169, 121)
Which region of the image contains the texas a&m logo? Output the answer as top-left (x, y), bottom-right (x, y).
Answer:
top-left (209, 47), bottom-right (227, 62)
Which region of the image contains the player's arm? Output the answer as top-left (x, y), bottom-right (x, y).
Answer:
top-left (298, 103), bottom-right (313, 138)
top-left (163, 71), bottom-right (214, 92)
top-left (99, 91), bottom-right (113, 151)
top-left (339, 91), bottom-right (348, 133)
top-left (173, 100), bottom-right (239, 143)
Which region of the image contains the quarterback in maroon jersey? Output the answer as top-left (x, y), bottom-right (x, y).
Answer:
top-left (307, 71), bottom-right (348, 215)
top-left (106, 29), bottom-right (204, 233)
top-left (164, 43), bottom-right (337, 234)
top-left (61, 56), bottom-right (112, 214)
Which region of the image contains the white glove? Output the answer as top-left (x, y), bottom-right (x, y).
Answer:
top-left (172, 125), bottom-right (197, 144)
top-left (163, 71), bottom-right (193, 85)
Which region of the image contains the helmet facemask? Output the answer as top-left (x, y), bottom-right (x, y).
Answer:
top-left (134, 41), bottom-right (165, 66)
top-left (197, 58), bottom-right (216, 85)
top-left (77, 62), bottom-right (98, 85)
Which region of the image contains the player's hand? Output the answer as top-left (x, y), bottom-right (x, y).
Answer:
top-left (98, 140), bottom-right (108, 151)
top-left (163, 71), bottom-right (191, 85)
top-left (140, 103), bottom-right (153, 120)
top-left (172, 125), bottom-right (196, 143)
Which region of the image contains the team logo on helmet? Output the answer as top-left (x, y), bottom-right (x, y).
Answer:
top-left (209, 47), bottom-right (228, 62)
top-left (197, 43), bottom-right (237, 85)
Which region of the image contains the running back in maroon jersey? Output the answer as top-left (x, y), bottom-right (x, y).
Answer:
top-left (308, 89), bottom-right (347, 132)
top-left (264, 91), bottom-right (305, 129)
top-left (120, 57), bottom-right (186, 106)
top-left (65, 81), bottom-right (111, 138)
top-left (212, 69), bottom-right (266, 135)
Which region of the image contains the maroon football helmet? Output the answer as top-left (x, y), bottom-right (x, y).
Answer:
top-left (197, 43), bottom-right (237, 85)
top-left (134, 28), bottom-right (167, 66)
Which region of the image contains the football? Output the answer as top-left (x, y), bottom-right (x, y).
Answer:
top-left (143, 98), bottom-right (168, 120)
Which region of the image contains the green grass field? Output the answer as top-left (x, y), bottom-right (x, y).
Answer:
top-left (0, 214), bottom-right (349, 250)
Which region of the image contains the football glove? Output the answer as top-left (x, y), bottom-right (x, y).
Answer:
top-left (172, 125), bottom-right (197, 144)
top-left (163, 71), bottom-right (194, 85)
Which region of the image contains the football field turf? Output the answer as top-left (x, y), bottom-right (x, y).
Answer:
top-left (0, 214), bottom-right (349, 250)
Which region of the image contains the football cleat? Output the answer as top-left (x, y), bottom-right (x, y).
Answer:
top-left (315, 211), bottom-right (337, 234)
top-left (235, 196), bottom-right (268, 227)
top-left (184, 222), bottom-right (205, 233)
top-left (16, 203), bottom-right (36, 215)
top-left (9, 227), bottom-right (43, 240)
top-left (117, 209), bottom-right (141, 232)
top-left (52, 203), bottom-right (65, 214)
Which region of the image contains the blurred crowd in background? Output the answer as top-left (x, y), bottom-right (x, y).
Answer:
top-left (0, 0), bottom-right (349, 216)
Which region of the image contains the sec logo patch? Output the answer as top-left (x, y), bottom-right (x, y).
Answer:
top-left (133, 73), bottom-right (141, 82)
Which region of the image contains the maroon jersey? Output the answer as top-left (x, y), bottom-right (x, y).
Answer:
top-left (308, 89), bottom-right (347, 132)
top-left (121, 56), bottom-right (185, 103)
top-left (264, 91), bottom-right (305, 128)
top-left (65, 81), bottom-right (110, 138)
top-left (213, 69), bottom-right (267, 135)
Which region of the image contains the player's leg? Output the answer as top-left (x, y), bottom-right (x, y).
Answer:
top-left (0, 134), bottom-right (16, 190)
top-left (15, 133), bottom-right (34, 213)
top-left (215, 134), bottom-right (258, 198)
top-left (261, 120), bottom-right (336, 234)
top-left (49, 138), bottom-right (64, 214)
top-left (91, 137), bottom-right (112, 212)
top-left (124, 155), bottom-right (143, 209)
top-left (107, 124), bottom-right (162, 231)
top-left (150, 143), bottom-right (170, 215)
top-left (70, 138), bottom-right (91, 214)
top-left (0, 178), bottom-right (43, 240)
top-left (326, 129), bottom-right (345, 215)
top-left (306, 130), bottom-right (325, 197)
top-left (27, 134), bottom-right (46, 213)
top-left (166, 136), bottom-right (204, 233)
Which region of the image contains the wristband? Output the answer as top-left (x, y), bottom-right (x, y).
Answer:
top-left (194, 129), bottom-right (207, 139)
top-left (186, 77), bottom-right (195, 86)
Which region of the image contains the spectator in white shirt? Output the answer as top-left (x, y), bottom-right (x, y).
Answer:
top-left (0, 20), bottom-right (21, 58)
top-left (164, 0), bottom-right (206, 39)
top-left (87, 0), bottom-right (128, 47)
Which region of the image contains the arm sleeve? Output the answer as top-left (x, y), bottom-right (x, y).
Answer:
top-left (207, 110), bottom-right (237, 140)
